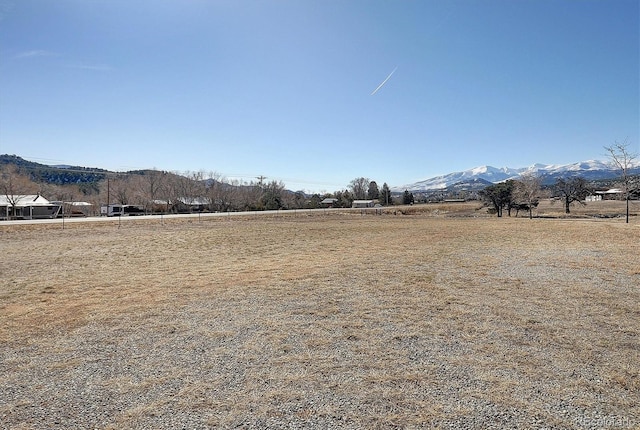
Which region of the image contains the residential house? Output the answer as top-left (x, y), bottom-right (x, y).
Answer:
top-left (0, 195), bottom-right (61, 220)
top-left (320, 198), bottom-right (338, 208)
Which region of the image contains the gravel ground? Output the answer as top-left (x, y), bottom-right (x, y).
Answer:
top-left (1, 216), bottom-right (639, 429)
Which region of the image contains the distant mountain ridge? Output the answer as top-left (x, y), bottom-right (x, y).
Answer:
top-left (394, 160), bottom-right (640, 193)
top-left (0, 154), bottom-right (108, 185)
top-left (3, 154), bottom-right (639, 195)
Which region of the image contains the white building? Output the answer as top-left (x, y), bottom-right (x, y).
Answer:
top-left (0, 195), bottom-right (61, 220)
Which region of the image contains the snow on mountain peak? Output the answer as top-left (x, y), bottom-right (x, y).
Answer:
top-left (471, 166), bottom-right (489, 175)
top-left (393, 159), bottom-right (633, 193)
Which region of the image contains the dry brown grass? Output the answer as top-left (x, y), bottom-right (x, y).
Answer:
top-left (1, 210), bottom-right (639, 428)
top-left (387, 198), bottom-right (640, 219)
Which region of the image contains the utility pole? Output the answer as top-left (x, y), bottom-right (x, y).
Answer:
top-left (107, 177), bottom-right (110, 215)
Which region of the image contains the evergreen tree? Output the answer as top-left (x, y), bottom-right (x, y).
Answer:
top-left (402, 190), bottom-right (414, 205)
top-left (335, 189), bottom-right (354, 208)
top-left (308, 194), bottom-right (322, 209)
top-left (260, 180), bottom-right (285, 210)
top-left (479, 181), bottom-right (514, 217)
top-left (380, 183), bottom-right (392, 206)
top-left (367, 181), bottom-right (380, 200)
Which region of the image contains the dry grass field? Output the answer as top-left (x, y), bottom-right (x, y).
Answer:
top-left (1, 203), bottom-right (639, 429)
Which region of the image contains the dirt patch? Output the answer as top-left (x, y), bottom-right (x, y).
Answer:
top-left (1, 214), bottom-right (638, 428)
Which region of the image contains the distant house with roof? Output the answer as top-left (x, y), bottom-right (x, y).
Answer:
top-left (52, 201), bottom-right (93, 217)
top-left (587, 188), bottom-right (624, 202)
top-left (0, 195), bottom-right (61, 220)
top-left (150, 199), bottom-right (172, 213)
top-left (320, 198), bottom-right (338, 208)
top-left (174, 197), bottom-right (208, 213)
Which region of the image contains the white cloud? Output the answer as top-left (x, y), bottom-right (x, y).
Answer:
top-left (65, 62), bottom-right (114, 72)
top-left (14, 50), bottom-right (59, 59)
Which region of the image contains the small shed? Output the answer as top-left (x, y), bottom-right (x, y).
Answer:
top-left (52, 201), bottom-right (93, 217)
top-left (352, 200), bottom-right (375, 208)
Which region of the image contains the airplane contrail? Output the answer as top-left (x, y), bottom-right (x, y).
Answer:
top-left (370, 66), bottom-right (398, 95)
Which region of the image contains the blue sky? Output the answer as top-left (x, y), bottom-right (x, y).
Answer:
top-left (1, 0), bottom-right (638, 193)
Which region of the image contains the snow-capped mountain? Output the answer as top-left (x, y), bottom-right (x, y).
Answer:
top-left (394, 160), bottom-right (639, 192)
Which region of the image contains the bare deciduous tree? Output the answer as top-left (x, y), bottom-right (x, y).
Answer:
top-left (202, 171), bottom-right (217, 211)
top-left (287, 191), bottom-right (307, 209)
top-left (108, 174), bottom-right (133, 205)
top-left (604, 139), bottom-right (638, 223)
top-left (168, 171), bottom-right (206, 213)
top-left (554, 177), bottom-right (590, 214)
top-left (204, 171), bottom-right (232, 212)
top-left (349, 177), bottom-right (369, 200)
top-left (137, 170), bottom-right (168, 213)
top-left (0, 165), bottom-right (39, 219)
top-left (514, 173), bottom-right (542, 219)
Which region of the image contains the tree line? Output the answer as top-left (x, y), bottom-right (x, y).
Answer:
top-left (0, 165), bottom-right (405, 215)
top-left (479, 175), bottom-right (592, 218)
top-left (479, 141), bottom-right (638, 222)
top-left (1, 141), bottom-right (636, 219)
